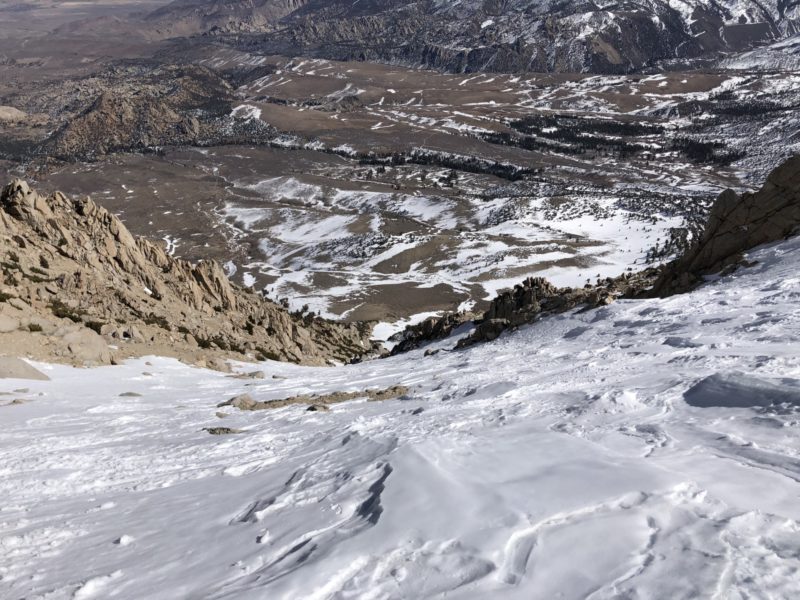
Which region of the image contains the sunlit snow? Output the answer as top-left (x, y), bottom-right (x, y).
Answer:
top-left (2, 237), bottom-right (800, 599)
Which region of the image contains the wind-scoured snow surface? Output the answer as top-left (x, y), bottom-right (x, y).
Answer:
top-left (3, 237), bottom-right (800, 599)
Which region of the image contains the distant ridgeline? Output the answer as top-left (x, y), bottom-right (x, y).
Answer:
top-left (133, 0), bottom-right (800, 74)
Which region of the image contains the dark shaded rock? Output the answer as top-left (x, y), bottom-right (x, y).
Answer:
top-left (142, 0), bottom-right (797, 74)
top-left (390, 311), bottom-right (475, 354)
top-left (652, 156), bottom-right (800, 296)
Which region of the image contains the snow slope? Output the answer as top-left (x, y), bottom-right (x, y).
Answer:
top-left (721, 34), bottom-right (800, 70)
top-left (2, 235), bottom-right (800, 599)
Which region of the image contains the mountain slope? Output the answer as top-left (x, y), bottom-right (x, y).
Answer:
top-left (2, 202), bottom-right (799, 598)
top-left (141, 0), bottom-right (800, 73)
top-left (0, 180), bottom-right (377, 366)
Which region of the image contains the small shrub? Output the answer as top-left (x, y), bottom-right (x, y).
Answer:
top-left (142, 313), bottom-right (171, 331)
top-left (49, 299), bottom-right (84, 323)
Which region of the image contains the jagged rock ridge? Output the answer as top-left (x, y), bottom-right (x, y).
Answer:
top-left (0, 179), bottom-right (377, 366)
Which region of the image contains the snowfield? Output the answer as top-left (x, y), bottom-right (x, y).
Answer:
top-left (2, 235), bottom-right (800, 599)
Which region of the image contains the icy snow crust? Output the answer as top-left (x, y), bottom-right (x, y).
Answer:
top-left (2, 236), bottom-right (800, 598)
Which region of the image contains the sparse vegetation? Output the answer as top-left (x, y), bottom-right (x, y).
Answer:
top-left (143, 313), bottom-right (171, 331)
top-left (49, 299), bottom-right (84, 323)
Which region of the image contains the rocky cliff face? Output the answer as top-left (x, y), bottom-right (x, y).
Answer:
top-left (0, 180), bottom-right (377, 367)
top-left (143, 0), bottom-right (800, 73)
top-left (652, 155), bottom-right (800, 295)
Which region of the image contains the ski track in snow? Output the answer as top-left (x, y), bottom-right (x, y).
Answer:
top-left (2, 237), bottom-right (800, 599)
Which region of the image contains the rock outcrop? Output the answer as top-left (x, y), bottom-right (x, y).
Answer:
top-left (392, 268), bottom-right (659, 351)
top-left (459, 270), bottom-right (658, 347)
top-left (652, 155), bottom-right (800, 296)
top-left (0, 179), bottom-right (378, 366)
top-left (43, 92), bottom-right (199, 159)
top-left (24, 64), bottom-right (276, 162)
top-left (389, 311), bottom-right (476, 355)
top-left (218, 385), bottom-right (410, 411)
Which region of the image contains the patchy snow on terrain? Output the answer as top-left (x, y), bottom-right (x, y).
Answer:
top-left (218, 173), bottom-right (691, 323)
top-left (2, 234), bottom-right (800, 599)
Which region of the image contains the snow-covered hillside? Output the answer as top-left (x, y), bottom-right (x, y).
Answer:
top-left (722, 34), bottom-right (800, 70)
top-left (139, 0), bottom-right (800, 74)
top-left (2, 233), bottom-right (800, 599)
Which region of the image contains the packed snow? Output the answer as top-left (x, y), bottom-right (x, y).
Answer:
top-left (2, 234), bottom-right (800, 599)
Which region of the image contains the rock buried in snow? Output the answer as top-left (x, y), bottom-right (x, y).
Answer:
top-left (0, 357), bottom-right (49, 380)
top-left (366, 386), bottom-right (410, 402)
top-left (4, 398), bottom-right (29, 406)
top-left (204, 427), bottom-right (245, 435)
top-left (684, 372), bottom-right (800, 408)
top-left (230, 370), bottom-right (266, 380)
top-left (221, 385), bottom-right (410, 411)
top-left (114, 535), bottom-right (135, 546)
top-left (218, 393), bottom-right (257, 410)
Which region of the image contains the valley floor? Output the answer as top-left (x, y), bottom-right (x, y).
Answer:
top-left (2, 236), bottom-right (800, 599)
